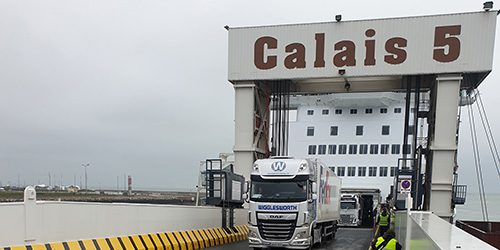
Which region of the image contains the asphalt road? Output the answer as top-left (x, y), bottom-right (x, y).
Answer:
top-left (210, 227), bottom-right (374, 250)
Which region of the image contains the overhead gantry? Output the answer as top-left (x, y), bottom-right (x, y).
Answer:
top-left (227, 10), bottom-right (497, 221)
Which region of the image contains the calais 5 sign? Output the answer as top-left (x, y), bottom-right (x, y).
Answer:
top-left (228, 11), bottom-right (496, 81)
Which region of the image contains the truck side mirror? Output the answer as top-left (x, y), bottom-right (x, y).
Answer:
top-left (308, 193), bottom-right (318, 203)
top-left (244, 181), bottom-right (250, 193)
top-left (311, 183), bottom-right (317, 194)
top-left (242, 193), bottom-right (249, 201)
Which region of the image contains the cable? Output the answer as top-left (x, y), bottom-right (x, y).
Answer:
top-left (466, 92), bottom-right (489, 221)
top-left (474, 89), bottom-right (500, 178)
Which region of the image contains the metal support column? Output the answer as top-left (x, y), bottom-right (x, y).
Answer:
top-left (427, 74), bottom-right (462, 221)
top-left (233, 81), bottom-right (270, 180)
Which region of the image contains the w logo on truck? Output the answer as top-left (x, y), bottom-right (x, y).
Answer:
top-left (271, 161), bottom-right (286, 171)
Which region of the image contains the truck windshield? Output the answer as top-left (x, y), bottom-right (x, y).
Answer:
top-left (250, 180), bottom-right (308, 202)
top-left (341, 202), bottom-right (356, 209)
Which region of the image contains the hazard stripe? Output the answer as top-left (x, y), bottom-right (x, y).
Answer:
top-left (9, 247), bottom-right (25, 250)
top-left (191, 229), bottom-right (205, 249)
top-left (129, 235), bottom-right (145, 250)
top-left (138, 235), bottom-right (154, 250)
top-left (157, 233), bottom-right (173, 250)
top-left (96, 239), bottom-right (110, 250)
top-left (179, 232), bottom-right (193, 250)
top-left (118, 237), bottom-right (134, 250)
top-left (211, 228), bottom-right (223, 245)
top-left (165, 232), bottom-right (180, 250)
top-left (209, 229), bottom-right (221, 246)
top-left (182, 231), bottom-right (196, 250)
top-left (107, 238), bottom-right (122, 250)
top-left (30, 245), bottom-right (46, 250)
top-left (216, 228), bottom-right (228, 244)
top-left (227, 228), bottom-right (236, 243)
top-left (197, 229), bottom-right (210, 247)
top-left (2, 225), bottom-right (252, 250)
top-left (206, 229), bottom-right (218, 246)
top-left (172, 232), bottom-right (186, 250)
top-left (147, 234), bottom-right (163, 250)
top-left (236, 226), bottom-right (244, 241)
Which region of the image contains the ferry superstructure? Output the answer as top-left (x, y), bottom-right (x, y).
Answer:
top-left (287, 92), bottom-right (424, 200)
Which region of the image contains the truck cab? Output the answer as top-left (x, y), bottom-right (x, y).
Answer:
top-left (339, 194), bottom-right (363, 227)
top-left (247, 157), bottom-right (340, 249)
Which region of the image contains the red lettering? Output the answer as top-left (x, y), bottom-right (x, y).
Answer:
top-left (254, 36), bottom-right (278, 70)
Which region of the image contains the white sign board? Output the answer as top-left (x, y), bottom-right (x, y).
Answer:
top-left (231, 180), bottom-right (241, 200)
top-left (228, 11), bottom-right (497, 81)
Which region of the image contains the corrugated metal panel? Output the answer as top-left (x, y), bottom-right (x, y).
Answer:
top-left (228, 11), bottom-right (497, 82)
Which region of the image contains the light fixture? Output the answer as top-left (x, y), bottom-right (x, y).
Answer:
top-left (484, 1), bottom-right (493, 11)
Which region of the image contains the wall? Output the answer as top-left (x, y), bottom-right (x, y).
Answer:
top-left (394, 211), bottom-right (496, 249)
top-left (0, 200), bottom-right (246, 247)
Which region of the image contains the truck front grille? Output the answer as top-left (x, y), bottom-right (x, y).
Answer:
top-left (257, 218), bottom-right (296, 241)
top-left (340, 214), bottom-right (352, 224)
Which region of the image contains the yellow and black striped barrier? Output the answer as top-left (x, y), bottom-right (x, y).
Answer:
top-left (1, 225), bottom-right (249, 250)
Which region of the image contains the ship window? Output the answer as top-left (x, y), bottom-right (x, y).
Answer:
top-left (356, 125), bottom-right (364, 136)
top-left (350, 109), bottom-right (358, 114)
top-left (330, 126), bottom-right (338, 136)
top-left (379, 167), bottom-right (388, 177)
top-left (359, 144), bottom-right (368, 154)
top-left (369, 167), bottom-right (377, 177)
top-left (394, 108), bottom-right (402, 113)
top-left (370, 144), bottom-right (379, 154)
top-left (338, 145), bottom-right (347, 154)
top-left (330, 166), bottom-right (335, 173)
top-left (391, 144), bottom-right (400, 154)
top-left (347, 167), bottom-right (356, 176)
top-left (337, 167), bottom-right (346, 176)
top-left (307, 126), bottom-right (315, 136)
top-left (322, 109), bottom-right (329, 115)
top-left (307, 110), bottom-right (314, 115)
top-left (349, 144), bottom-right (358, 154)
top-left (318, 145), bottom-right (327, 155)
top-left (365, 108), bottom-right (373, 114)
top-left (335, 109), bottom-right (342, 114)
top-left (380, 108), bottom-right (388, 114)
top-left (308, 145), bottom-right (317, 155)
top-left (328, 144), bottom-right (337, 154)
top-left (382, 125), bottom-right (390, 135)
top-left (403, 144), bottom-right (412, 154)
top-left (358, 167), bottom-right (367, 177)
top-left (390, 167), bottom-right (397, 177)
top-left (381, 144), bottom-right (389, 154)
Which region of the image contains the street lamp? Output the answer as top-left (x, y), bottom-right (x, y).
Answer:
top-left (81, 163), bottom-right (90, 190)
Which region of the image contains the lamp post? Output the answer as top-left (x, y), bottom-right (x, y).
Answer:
top-left (82, 163), bottom-right (90, 190)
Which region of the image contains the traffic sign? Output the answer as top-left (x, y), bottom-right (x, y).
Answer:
top-left (400, 180), bottom-right (411, 193)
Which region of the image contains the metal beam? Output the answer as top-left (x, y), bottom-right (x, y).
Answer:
top-left (427, 74), bottom-right (462, 221)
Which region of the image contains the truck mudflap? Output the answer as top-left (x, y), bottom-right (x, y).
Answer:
top-left (248, 225), bottom-right (312, 249)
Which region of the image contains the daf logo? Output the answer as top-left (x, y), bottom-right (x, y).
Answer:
top-left (271, 161), bottom-right (286, 171)
top-left (269, 215), bottom-right (284, 219)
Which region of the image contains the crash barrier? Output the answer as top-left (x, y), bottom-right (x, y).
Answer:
top-left (0, 188), bottom-right (247, 246)
top-left (1, 225), bottom-right (249, 250)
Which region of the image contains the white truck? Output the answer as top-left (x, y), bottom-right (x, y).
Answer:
top-left (339, 194), bottom-right (364, 227)
top-left (246, 157), bottom-right (341, 249)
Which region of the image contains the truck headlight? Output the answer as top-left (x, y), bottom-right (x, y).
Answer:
top-left (249, 230), bottom-right (258, 238)
top-left (294, 231), bottom-right (307, 240)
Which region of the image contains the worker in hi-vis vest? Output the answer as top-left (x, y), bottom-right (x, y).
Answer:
top-left (371, 229), bottom-right (402, 250)
top-left (376, 205), bottom-right (391, 237)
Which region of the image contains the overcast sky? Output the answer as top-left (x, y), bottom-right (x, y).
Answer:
top-left (0, 0), bottom-right (499, 194)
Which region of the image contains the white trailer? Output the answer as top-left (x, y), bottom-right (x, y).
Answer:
top-left (246, 157), bottom-right (341, 249)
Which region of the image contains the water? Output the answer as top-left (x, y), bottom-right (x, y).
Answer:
top-left (455, 193), bottom-right (500, 221)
